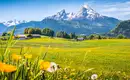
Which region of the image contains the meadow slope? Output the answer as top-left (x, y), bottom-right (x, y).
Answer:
top-left (10, 37), bottom-right (130, 74)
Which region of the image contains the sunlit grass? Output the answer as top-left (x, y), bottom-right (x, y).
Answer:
top-left (11, 38), bottom-right (130, 73)
top-left (1, 35), bottom-right (130, 79)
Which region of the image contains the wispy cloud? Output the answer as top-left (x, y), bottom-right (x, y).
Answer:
top-left (0, 0), bottom-right (130, 21)
top-left (91, 1), bottom-right (130, 20)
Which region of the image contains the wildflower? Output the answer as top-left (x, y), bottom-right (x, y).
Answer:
top-left (91, 74), bottom-right (98, 80)
top-left (12, 54), bottom-right (22, 61)
top-left (39, 60), bottom-right (51, 70)
top-left (0, 62), bottom-right (17, 72)
top-left (24, 54), bottom-right (32, 59)
top-left (39, 60), bottom-right (59, 72)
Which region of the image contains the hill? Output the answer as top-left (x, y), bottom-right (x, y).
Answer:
top-left (0, 23), bottom-right (7, 33)
top-left (111, 20), bottom-right (130, 37)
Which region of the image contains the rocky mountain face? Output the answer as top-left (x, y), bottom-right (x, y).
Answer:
top-left (5, 4), bottom-right (120, 35)
top-left (47, 5), bottom-right (112, 21)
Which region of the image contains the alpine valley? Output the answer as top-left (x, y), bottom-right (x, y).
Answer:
top-left (2, 5), bottom-right (120, 35)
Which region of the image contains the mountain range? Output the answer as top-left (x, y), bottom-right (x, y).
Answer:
top-left (1, 4), bottom-right (120, 35)
top-left (47, 5), bottom-right (103, 20)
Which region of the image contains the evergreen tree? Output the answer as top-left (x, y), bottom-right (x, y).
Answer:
top-left (88, 34), bottom-right (95, 40)
top-left (56, 31), bottom-right (70, 39)
top-left (28, 28), bottom-right (35, 34)
top-left (42, 28), bottom-right (54, 37)
top-left (98, 35), bottom-right (102, 39)
top-left (2, 32), bottom-right (7, 36)
top-left (69, 33), bottom-right (76, 39)
top-left (35, 28), bottom-right (41, 34)
top-left (117, 34), bottom-right (126, 39)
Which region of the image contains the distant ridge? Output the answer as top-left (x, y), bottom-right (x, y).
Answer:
top-left (111, 20), bottom-right (130, 37)
top-left (5, 4), bottom-right (120, 35)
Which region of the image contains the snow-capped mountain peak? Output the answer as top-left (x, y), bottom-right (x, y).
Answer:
top-left (74, 4), bottom-right (102, 20)
top-left (47, 9), bottom-right (70, 20)
top-left (46, 4), bottom-right (105, 21)
top-left (67, 12), bottom-right (75, 20)
top-left (3, 20), bottom-right (27, 27)
top-left (83, 4), bottom-right (92, 10)
top-left (57, 9), bottom-right (66, 15)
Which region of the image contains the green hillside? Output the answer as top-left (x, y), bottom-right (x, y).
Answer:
top-left (111, 20), bottom-right (130, 37)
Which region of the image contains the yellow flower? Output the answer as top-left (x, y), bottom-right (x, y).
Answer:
top-left (0, 62), bottom-right (17, 72)
top-left (39, 60), bottom-right (59, 72)
top-left (12, 54), bottom-right (22, 61)
top-left (39, 60), bottom-right (51, 70)
top-left (24, 54), bottom-right (32, 59)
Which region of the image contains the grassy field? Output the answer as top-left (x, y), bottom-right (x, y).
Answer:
top-left (10, 37), bottom-right (130, 73)
top-left (1, 36), bottom-right (130, 79)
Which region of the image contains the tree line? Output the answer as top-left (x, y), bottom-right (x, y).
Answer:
top-left (24, 28), bottom-right (77, 39)
top-left (1, 28), bottom-right (127, 40)
top-left (24, 28), bottom-right (127, 39)
top-left (24, 28), bottom-right (54, 37)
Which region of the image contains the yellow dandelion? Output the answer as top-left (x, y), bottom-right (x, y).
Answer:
top-left (39, 60), bottom-right (59, 72)
top-left (0, 62), bottom-right (17, 72)
top-left (12, 54), bottom-right (22, 61)
top-left (24, 54), bottom-right (32, 59)
top-left (39, 60), bottom-right (51, 70)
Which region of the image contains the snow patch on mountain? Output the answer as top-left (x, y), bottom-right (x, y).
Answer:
top-left (2, 20), bottom-right (27, 27)
top-left (46, 4), bottom-right (104, 20)
top-left (74, 5), bottom-right (103, 20)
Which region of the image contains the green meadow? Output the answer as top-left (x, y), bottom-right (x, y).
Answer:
top-left (11, 37), bottom-right (130, 73)
top-left (1, 35), bottom-right (130, 79)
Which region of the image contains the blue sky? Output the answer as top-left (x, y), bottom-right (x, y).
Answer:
top-left (0, 0), bottom-right (130, 21)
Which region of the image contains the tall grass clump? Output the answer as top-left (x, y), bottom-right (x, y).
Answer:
top-left (0, 27), bottom-right (130, 80)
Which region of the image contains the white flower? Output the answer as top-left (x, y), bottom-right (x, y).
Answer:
top-left (47, 62), bottom-right (60, 73)
top-left (91, 74), bottom-right (98, 80)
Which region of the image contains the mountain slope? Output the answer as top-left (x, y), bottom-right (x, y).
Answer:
top-left (111, 20), bottom-right (130, 37)
top-left (0, 23), bottom-right (7, 33)
top-left (6, 4), bottom-right (120, 35)
top-left (7, 19), bottom-right (92, 34)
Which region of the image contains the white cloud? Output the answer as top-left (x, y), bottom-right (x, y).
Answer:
top-left (91, 1), bottom-right (130, 20)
